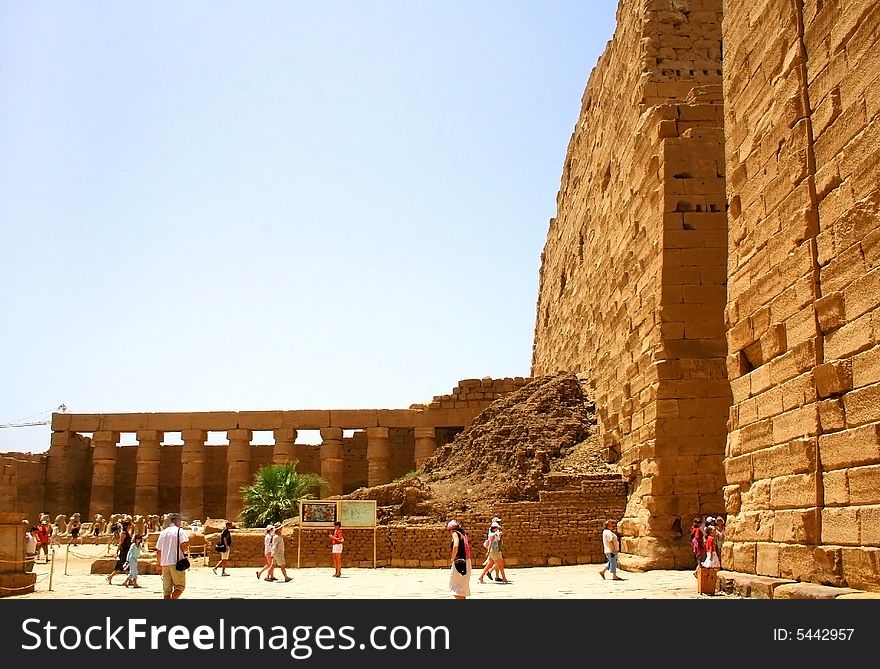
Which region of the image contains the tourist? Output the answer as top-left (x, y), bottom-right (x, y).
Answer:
top-left (478, 519), bottom-right (508, 584)
top-left (714, 516), bottom-right (726, 568)
top-left (24, 524), bottom-right (37, 572)
top-left (266, 521), bottom-right (292, 582)
top-left (690, 516), bottom-right (705, 577)
top-left (107, 521), bottom-right (133, 585)
top-left (256, 524), bottom-right (275, 580)
top-left (154, 512), bottom-right (190, 599)
top-left (125, 533), bottom-right (144, 588)
top-left (68, 516), bottom-right (81, 546)
top-left (598, 519), bottom-right (622, 581)
top-left (212, 521), bottom-right (234, 576)
top-left (701, 525), bottom-right (721, 574)
top-left (35, 520), bottom-right (51, 563)
top-left (447, 519), bottom-right (472, 599)
top-left (329, 521), bottom-right (344, 577)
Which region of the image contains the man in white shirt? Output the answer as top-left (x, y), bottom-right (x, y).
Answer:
top-left (154, 513), bottom-right (190, 599)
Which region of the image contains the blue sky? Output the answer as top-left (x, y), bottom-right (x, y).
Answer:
top-left (0, 1), bottom-right (617, 452)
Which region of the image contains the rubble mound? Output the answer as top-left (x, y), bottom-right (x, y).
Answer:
top-left (339, 372), bottom-right (613, 521)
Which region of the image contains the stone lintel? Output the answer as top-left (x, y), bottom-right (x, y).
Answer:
top-left (67, 414), bottom-right (102, 432)
top-left (147, 413), bottom-right (196, 431)
top-left (376, 409), bottom-right (420, 428)
top-left (50, 413), bottom-right (71, 431)
top-left (281, 410), bottom-right (331, 429)
top-left (330, 410), bottom-right (379, 428)
top-left (235, 411), bottom-right (283, 431)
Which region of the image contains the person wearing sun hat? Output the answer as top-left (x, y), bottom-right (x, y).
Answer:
top-left (256, 524), bottom-right (275, 580)
top-left (266, 521), bottom-right (292, 583)
top-left (446, 519), bottom-right (472, 599)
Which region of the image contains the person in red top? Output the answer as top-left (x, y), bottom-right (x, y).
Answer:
top-left (35, 520), bottom-right (51, 563)
top-left (329, 521), bottom-right (344, 577)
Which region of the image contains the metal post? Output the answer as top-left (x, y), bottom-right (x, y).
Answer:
top-left (48, 548), bottom-right (55, 591)
top-left (64, 543), bottom-right (70, 576)
top-left (297, 525), bottom-right (301, 569)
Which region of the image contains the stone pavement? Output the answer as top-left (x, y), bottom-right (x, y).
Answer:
top-left (9, 545), bottom-right (734, 600)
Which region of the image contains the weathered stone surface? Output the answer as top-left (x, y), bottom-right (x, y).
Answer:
top-left (773, 583), bottom-right (860, 599)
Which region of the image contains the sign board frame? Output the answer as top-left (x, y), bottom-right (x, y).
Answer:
top-left (296, 499), bottom-right (378, 568)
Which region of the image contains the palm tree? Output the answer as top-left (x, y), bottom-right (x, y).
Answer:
top-left (238, 461), bottom-right (328, 528)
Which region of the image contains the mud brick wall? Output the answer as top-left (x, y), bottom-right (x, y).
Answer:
top-left (532, 0), bottom-right (729, 568)
top-left (722, 0), bottom-right (880, 591)
top-left (210, 475), bottom-right (627, 568)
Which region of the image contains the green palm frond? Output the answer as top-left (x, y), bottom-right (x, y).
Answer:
top-left (237, 461), bottom-right (328, 527)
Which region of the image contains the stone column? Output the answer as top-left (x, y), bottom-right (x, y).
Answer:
top-left (89, 431), bottom-right (119, 520)
top-left (319, 427), bottom-right (344, 496)
top-left (273, 428), bottom-right (298, 464)
top-left (226, 429), bottom-right (253, 521)
top-left (413, 427), bottom-right (436, 470)
top-left (180, 429), bottom-right (207, 522)
top-left (366, 426), bottom-right (391, 487)
top-left (134, 430), bottom-right (163, 516)
top-left (45, 431), bottom-right (73, 517)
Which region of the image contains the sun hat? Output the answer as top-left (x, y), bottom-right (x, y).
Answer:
top-left (446, 519), bottom-right (460, 530)
top-left (491, 516), bottom-right (502, 524)
top-left (266, 524), bottom-right (274, 530)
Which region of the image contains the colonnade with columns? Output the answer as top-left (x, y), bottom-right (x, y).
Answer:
top-left (55, 424), bottom-right (443, 522)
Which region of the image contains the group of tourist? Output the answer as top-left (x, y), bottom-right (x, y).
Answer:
top-left (690, 514), bottom-right (726, 576)
top-left (446, 515), bottom-right (510, 599)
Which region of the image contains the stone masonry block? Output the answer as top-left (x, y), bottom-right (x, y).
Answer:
top-left (822, 469), bottom-right (849, 505)
top-left (770, 473), bottom-right (818, 509)
top-left (235, 411), bottom-right (283, 431)
top-left (818, 399), bottom-right (845, 432)
top-left (847, 465), bottom-right (880, 505)
top-left (853, 346), bottom-right (880, 388)
top-left (819, 423), bottom-right (880, 470)
top-left (814, 360), bottom-right (853, 398)
top-left (821, 506), bottom-right (860, 544)
top-left (281, 410), bottom-right (331, 429)
top-left (772, 404), bottom-right (820, 444)
top-left (376, 410), bottom-right (421, 428)
top-left (760, 323), bottom-right (787, 362)
top-left (756, 542), bottom-right (780, 577)
top-left (752, 438), bottom-right (817, 480)
top-left (843, 382), bottom-right (880, 427)
top-left (330, 410), bottom-right (378, 429)
top-left (841, 547), bottom-right (880, 591)
top-left (858, 505), bottom-right (880, 545)
top-left (778, 545), bottom-right (845, 587)
top-left (771, 508), bottom-right (820, 544)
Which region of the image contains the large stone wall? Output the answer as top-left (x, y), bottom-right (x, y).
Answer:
top-left (532, 0), bottom-right (729, 568)
top-left (722, 0), bottom-right (880, 590)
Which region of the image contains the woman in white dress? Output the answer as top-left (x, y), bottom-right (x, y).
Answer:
top-left (447, 520), bottom-right (472, 599)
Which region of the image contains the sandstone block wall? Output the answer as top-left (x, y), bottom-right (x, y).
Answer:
top-left (0, 454), bottom-right (47, 525)
top-left (532, 0), bottom-right (729, 568)
top-left (205, 474), bottom-right (627, 569)
top-left (722, 0), bottom-right (880, 590)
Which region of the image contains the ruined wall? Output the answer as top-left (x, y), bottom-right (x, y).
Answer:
top-left (722, 0), bottom-right (880, 590)
top-left (0, 454), bottom-right (46, 524)
top-left (206, 474), bottom-right (628, 568)
top-left (532, 0), bottom-right (729, 568)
